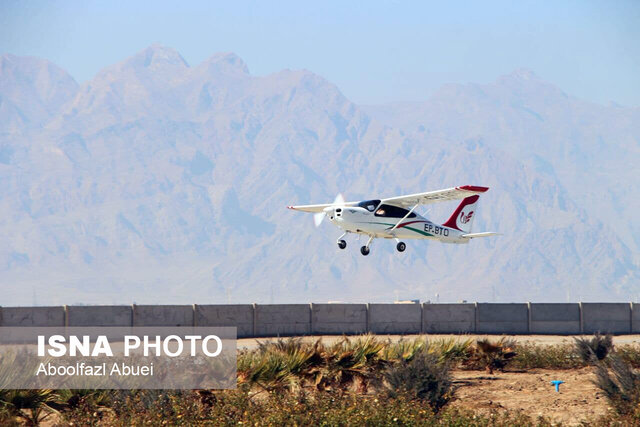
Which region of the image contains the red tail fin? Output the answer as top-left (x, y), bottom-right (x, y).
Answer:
top-left (442, 195), bottom-right (480, 232)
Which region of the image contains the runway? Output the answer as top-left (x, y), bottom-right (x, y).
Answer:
top-left (237, 333), bottom-right (640, 349)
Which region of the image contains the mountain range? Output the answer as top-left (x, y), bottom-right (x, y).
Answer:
top-left (1, 45), bottom-right (638, 305)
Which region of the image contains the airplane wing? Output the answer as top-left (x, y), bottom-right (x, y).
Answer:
top-left (287, 201), bottom-right (358, 213)
top-left (381, 185), bottom-right (489, 208)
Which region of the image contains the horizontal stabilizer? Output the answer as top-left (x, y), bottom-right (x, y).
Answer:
top-left (461, 232), bottom-right (500, 238)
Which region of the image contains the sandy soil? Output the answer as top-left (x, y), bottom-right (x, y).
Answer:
top-left (451, 368), bottom-right (610, 425)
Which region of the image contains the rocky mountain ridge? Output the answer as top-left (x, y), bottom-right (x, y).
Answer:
top-left (1, 45), bottom-right (638, 305)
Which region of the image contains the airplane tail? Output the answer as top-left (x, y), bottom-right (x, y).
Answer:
top-left (442, 195), bottom-right (479, 233)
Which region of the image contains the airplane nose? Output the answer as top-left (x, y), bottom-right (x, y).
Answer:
top-left (322, 206), bottom-right (334, 220)
top-left (323, 206), bottom-right (343, 222)
top-left (332, 207), bottom-right (344, 222)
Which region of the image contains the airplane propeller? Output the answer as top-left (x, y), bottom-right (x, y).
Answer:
top-left (314, 193), bottom-right (344, 227)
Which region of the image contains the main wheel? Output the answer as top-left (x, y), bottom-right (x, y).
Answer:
top-left (360, 246), bottom-right (370, 256)
top-left (396, 242), bottom-right (406, 252)
top-left (338, 239), bottom-right (347, 249)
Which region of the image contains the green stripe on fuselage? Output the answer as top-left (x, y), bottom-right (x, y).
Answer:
top-left (403, 226), bottom-right (433, 237)
top-left (362, 222), bottom-right (434, 237)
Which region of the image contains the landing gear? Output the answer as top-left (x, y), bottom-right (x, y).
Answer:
top-left (396, 241), bottom-right (406, 252)
top-left (360, 236), bottom-right (374, 256)
top-left (337, 232), bottom-right (348, 249)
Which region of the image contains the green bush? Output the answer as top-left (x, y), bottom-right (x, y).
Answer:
top-left (512, 343), bottom-right (584, 370)
top-left (617, 344), bottom-right (640, 369)
top-left (60, 388), bottom-right (553, 426)
top-left (593, 355), bottom-right (640, 418)
top-left (383, 350), bottom-right (452, 412)
top-left (428, 337), bottom-right (474, 364)
top-left (381, 336), bottom-right (428, 362)
top-left (575, 333), bottom-right (613, 363)
top-left (0, 389), bottom-right (59, 426)
top-left (464, 338), bottom-right (518, 374)
top-left (322, 334), bottom-right (388, 393)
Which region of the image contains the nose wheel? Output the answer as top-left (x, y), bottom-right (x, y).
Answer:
top-left (396, 242), bottom-right (406, 252)
top-left (336, 232), bottom-right (348, 249)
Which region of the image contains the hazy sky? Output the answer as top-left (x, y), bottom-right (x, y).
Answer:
top-left (1, 0), bottom-right (639, 106)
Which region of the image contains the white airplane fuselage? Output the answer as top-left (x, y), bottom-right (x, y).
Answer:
top-left (288, 186), bottom-right (496, 255)
top-left (327, 206), bottom-right (469, 244)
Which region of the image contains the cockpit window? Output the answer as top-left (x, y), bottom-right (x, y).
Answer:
top-left (357, 199), bottom-right (381, 212)
top-left (374, 204), bottom-right (417, 218)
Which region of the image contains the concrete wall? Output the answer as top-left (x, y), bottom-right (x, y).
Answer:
top-left (530, 303), bottom-right (580, 334)
top-left (632, 303), bottom-right (640, 334)
top-left (195, 305), bottom-right (254, 338)
top-left (133, 305), bottom-right (193, 326)
top-left (582, 303), bottom-right (631, 334)
top-left (0, 306), bottom-right (65, 327)
top-left (476, 303), bottom-right (529, 334)
top-left (369, 303), bottom-right (421, 334)
top-left (423, 303), bottom-right (475, 333)
top-left (312, 304), bottom-right (367, 334)
top-left (2, 302), bottom-right (640, 336)
top-left (67, 305), bottom-right (132, 327)
top-left (254, 304), bottom-right (311, 337)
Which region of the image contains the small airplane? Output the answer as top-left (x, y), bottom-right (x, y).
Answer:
top-left (288, 185), bottom-right (498, 255)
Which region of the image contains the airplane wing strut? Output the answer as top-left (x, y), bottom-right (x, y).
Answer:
top-left (389, 203), bottom-right (420, 232)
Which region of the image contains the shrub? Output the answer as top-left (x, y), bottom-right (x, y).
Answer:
top-left (428, 337), bottom-right (473, 364)
top-left (237, 337), bottom-right (326, 392)
top-left (238, 335), bottom-right (390, 393)
top-left (593, 355), bottom-right (640, 417)
top-left (54, 388), bottom-right (113, 410)
top-left (382, 336), bottom-right (428, 362)
top-left (617, 345), bottom-right (640, 369)
top-left (322, 334), bottom-right (388, 393)
top-left (382, 337), bottom-right (472, 366)
top-left (0, 389), bottom-right (59, 426)
top-left (575, 333), bottom-right (613, 363)
top-left (61, 387), bottom-right (557, 426)
top-left (512, 343), bottom-right (584, 370)
top-left (383, 350), bottom-right (452, 412)
top-left (464, 338), bottom-right (518, 374)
